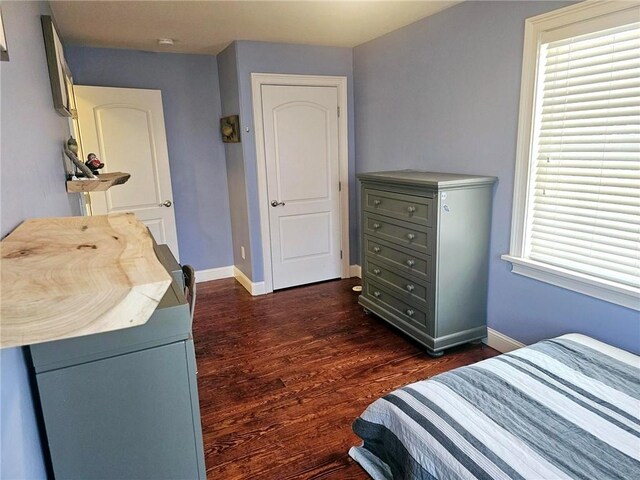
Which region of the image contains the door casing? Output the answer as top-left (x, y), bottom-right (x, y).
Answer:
top-left (251, 73), bottom-right (350, 294)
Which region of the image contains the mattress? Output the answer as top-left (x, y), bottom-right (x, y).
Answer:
top-left (349, 334), bottom-right (640, 479)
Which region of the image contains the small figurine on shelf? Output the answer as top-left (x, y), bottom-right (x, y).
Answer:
top-left (85, 153), bottom-right (104, 175)
top-left (66, 137), bottom-right (79, 155)
top-left (64, 138), bottom-right (95, 179)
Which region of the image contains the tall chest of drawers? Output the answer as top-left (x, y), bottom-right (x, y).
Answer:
top-left (357, 170), bottom-right (497, 356)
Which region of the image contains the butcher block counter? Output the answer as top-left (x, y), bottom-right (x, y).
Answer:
top-left (0, 213), bottom-right (172, 348)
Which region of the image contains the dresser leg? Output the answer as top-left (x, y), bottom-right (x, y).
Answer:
top-left (469, 339), bottom-right (483, 345)
top-left (427, 349), bottom-right (444, 358)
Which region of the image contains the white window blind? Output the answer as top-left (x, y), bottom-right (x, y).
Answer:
top-left (527, 21), bottom-right (640, 289)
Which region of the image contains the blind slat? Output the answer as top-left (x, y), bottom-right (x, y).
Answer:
top-left (544, 67), bottom-right (639, 92)
top-left (545, 40), bottom-right (640, 69)
top-left (532, 225), bottom-right (639, 251)
top-left (533, 202), bottom-right (640, 227)
top-left (543, 86), bottom-right (640, 106)
top-left (546, 33), bottom-right (640, 61)
top-left (532, 210), bottom-right (640, 234)
top-left (542, 105), bottom-right (640, 122)
top-left (531, 233), bottom-right (640, 265)
top-left (548, 22), bottom-right (640, 51)
top-left (533, 217), bottom-right (640, 242)
top-left (530, 250), bottom-right (640, 287)
top-left (533, 190), bottom-right (640, 208)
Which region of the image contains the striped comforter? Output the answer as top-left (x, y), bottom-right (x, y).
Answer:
top-left (349, 334), bottom-right (640, 479)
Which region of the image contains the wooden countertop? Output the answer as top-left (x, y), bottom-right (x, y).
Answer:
top-left (0, 213), bottom-right (172, 348)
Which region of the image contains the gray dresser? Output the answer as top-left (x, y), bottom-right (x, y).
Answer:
top-left (357, 170), bottom-right (497, 356)
top-left (29, 244), bottom-right (206, 480)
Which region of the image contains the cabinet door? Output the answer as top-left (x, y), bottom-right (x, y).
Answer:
top-left (37, 341), bottom-right (203, 480)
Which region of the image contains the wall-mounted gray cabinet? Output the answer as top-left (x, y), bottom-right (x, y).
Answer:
top-left (30, 244), bottom-right (206, 480)
top-left (357, 170), bottom-right (497, 356)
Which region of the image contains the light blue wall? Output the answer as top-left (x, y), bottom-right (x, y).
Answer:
top-left (228, 41), bottom-right (355, 281)
top-left (353, 1), bottom-right (640, 353)
top-left (217, 43), bottom-right (253, 276)
top-left (65, 46), bottom-right (234, 271)
top-left (0, 2), bottom-right (81, 478)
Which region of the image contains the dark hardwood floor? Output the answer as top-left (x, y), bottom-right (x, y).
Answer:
top-left (193, 277), bottom-right (499, 479)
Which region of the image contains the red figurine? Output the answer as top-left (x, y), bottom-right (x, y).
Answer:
top-left (85, 153), bottom-right (104, 175)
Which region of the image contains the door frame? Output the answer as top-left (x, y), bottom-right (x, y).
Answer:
top-left (251, 73), bottom-right (350, 294)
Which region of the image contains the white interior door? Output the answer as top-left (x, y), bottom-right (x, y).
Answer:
top-left (75, 86), bottom-right (180, 260)
top-left (262, 84), bottom-right (341, 290)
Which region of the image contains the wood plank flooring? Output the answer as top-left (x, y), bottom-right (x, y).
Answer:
top-left (193, 277), bottom-right (499, 479)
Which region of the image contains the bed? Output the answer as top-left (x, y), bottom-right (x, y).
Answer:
top-left (349, 334), bottom-right (640, 479)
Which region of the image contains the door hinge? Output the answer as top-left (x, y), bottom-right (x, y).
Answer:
top-left (339, 181), bottom-right (342, 191)
top-left (337, 106), bottom-right (341, 117)
top-left (340, 250), bottom-right (343, 259)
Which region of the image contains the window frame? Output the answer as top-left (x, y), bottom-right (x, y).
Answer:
top-left (503, 0), bottom-right (640, 311)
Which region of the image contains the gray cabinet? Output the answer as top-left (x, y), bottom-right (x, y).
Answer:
top-left (30, 245), bottom-right (206, 480)
top-left (357, 170), bottom-right (497, 356)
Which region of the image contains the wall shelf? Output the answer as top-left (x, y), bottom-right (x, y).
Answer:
top-left (0, 213), bottom-right (171, 348)
top-left (66, 172), bottom-right (131, 193)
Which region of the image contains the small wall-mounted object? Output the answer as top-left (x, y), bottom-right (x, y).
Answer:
top-left (220, 115), bottom-right (241, 143)
top-left (66, 172), bottom-right (131, 193)
top-left (41, 15), bottom-right (75, 117)
top-left (0, 7), bottom-right (9, 61)
top-left (63, 139), bottom-right (130, 192)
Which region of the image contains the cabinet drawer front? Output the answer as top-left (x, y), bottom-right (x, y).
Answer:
top-left (364, 188), bottom-right (433, 226)
top-left (364, 280), bottom-right (431, 333)
top-left (364, 259), bottom-right (430, 307)
top-left (364, 213), bottom-right (432, 254)
top-left (364, 236), bottom-right (431, 283)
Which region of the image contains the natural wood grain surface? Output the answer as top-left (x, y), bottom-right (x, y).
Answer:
top-left (193, 277), bottom-right (499, 479)
top-left (0, 213), bottom-right (171, 348)
top-left (66, 172), bottom-right (131, 193)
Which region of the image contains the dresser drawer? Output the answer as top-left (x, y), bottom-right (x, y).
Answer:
top-left (364, 188), bottom-right (433, 227)
top-left (364, 258), bottom-right (430, 308)
top-left (364, 236), bottom-right (432, 283)
top-left (364, 280), bottom-right (432, 333)
top-left (364, 212), bottom-right (432, 254)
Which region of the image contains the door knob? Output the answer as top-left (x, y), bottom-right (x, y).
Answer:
top-left (271, 200), bottom-right (285, 207)
top-left (160, 200), bottom-right (172, 207)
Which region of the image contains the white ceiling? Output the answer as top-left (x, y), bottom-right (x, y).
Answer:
top-left (50, 1), bottom-right (460, 55)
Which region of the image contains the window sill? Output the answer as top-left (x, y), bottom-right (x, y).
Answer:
top-left (501, 255), bottom-right (640, 312)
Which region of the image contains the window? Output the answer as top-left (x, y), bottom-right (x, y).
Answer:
top-left (503, 1), bottom-right (640, 310)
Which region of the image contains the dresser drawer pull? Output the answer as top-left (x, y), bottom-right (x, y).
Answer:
top-left (373, 199), bottom-right (381, 206)
top-left (373, 268), bottom-right (381, 275)
top-left (373, 223), bottom-right (381, 230)
top-left (406, 309), bottom-right (415, 317)
top-left (407, 206), bottom-right (416, 214)
top-left (406, 284), bottom-right (415, 292)
top-left (372, 246), bottom-right (381, 253)
top-left (407, 233), bottom-right (415, 241)
top-left (406, 259), bottom-right (415, 267)
top-left (373, 291), bottom-right (381, 298)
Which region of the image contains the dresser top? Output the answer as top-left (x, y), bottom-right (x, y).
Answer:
top-left (0, 213), bottom-right (172, 348)
top-left (357, 170), bottom-right (497, 189)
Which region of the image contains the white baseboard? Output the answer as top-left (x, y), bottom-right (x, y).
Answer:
top-left (349, 264), bottom-right (362, 278)
top-left (195, 266), bottom-right (234, 283)
top-left (483, 328), bottom-right (526, 353)
top-left (234, 267), bottom-right (266, 296)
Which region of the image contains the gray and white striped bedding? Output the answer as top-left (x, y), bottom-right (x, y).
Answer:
top-left (349, 334), bottom-right (640, 479)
